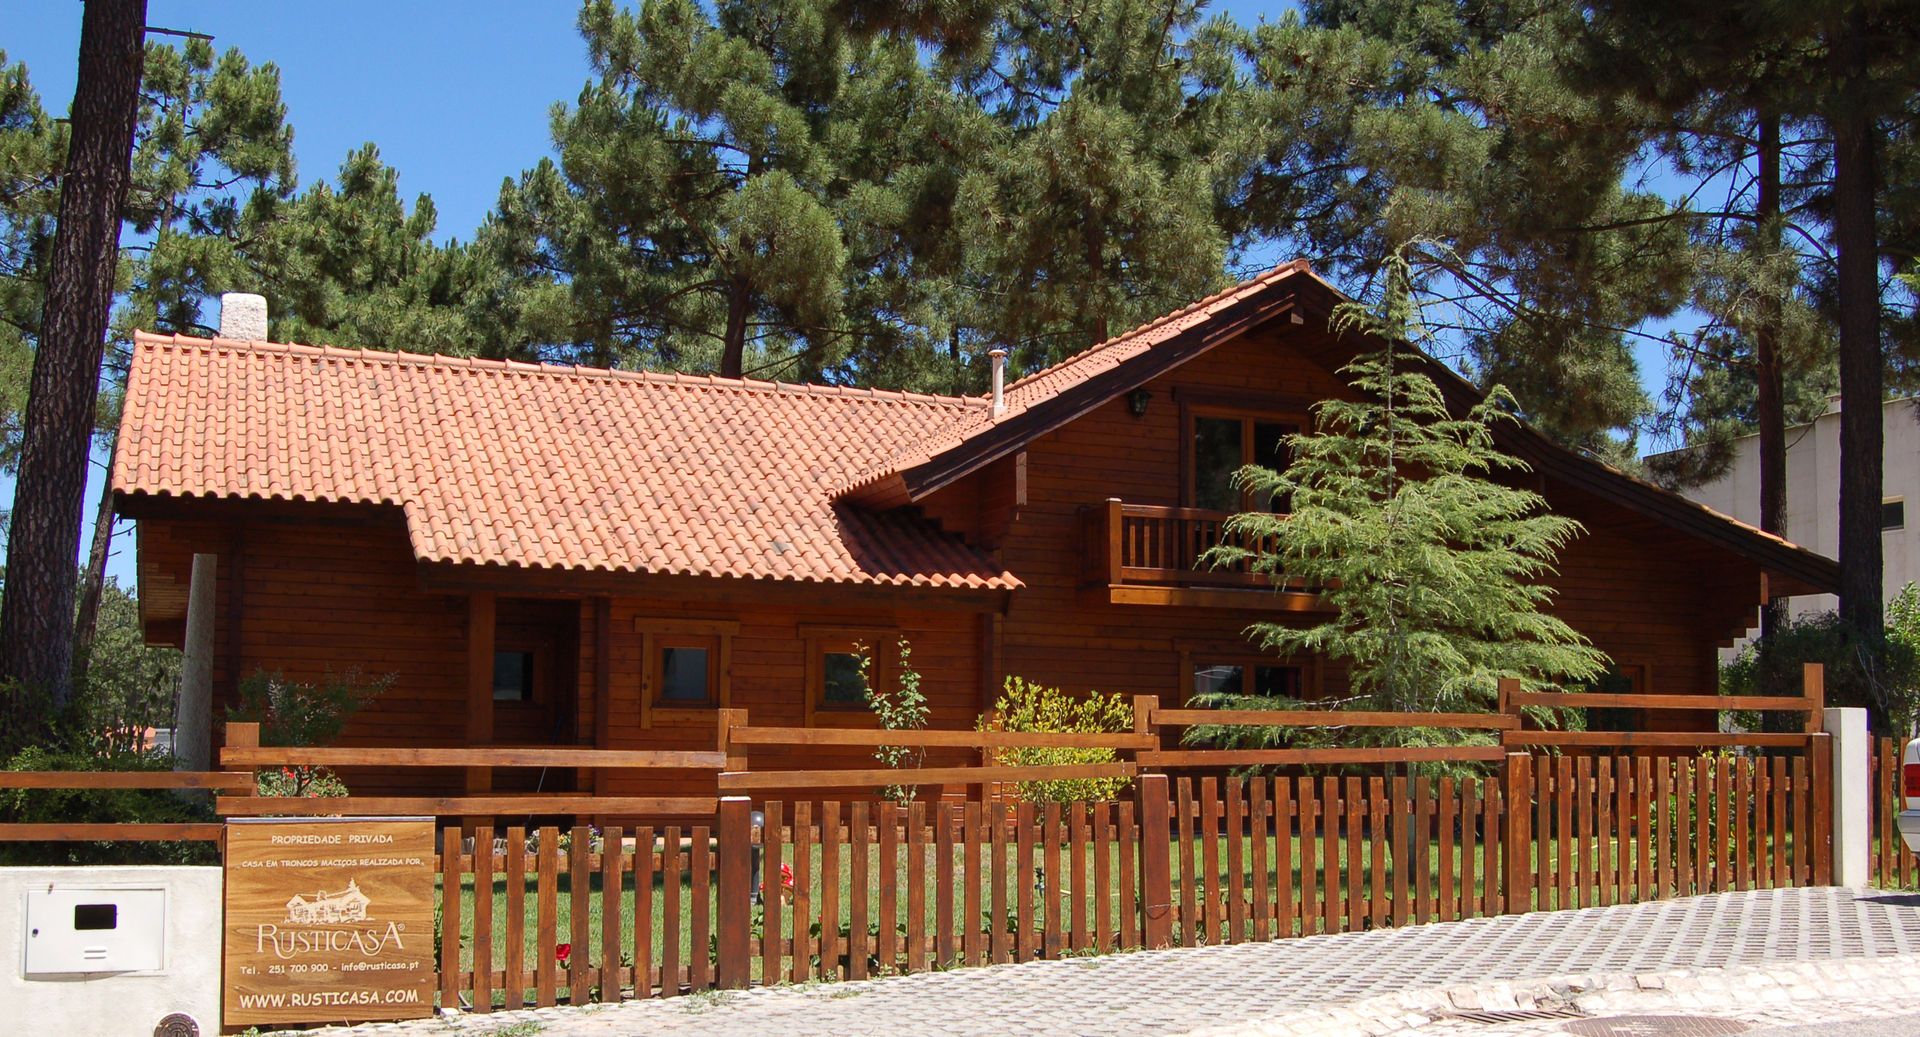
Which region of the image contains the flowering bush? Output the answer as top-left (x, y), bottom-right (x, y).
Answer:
top-left (254, 765), bottom-right (348, 798)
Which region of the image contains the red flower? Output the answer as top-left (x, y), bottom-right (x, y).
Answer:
top-left (556, 943), bottom-right (571, 965)
top-left (780, 863), bottom-right (795, 890)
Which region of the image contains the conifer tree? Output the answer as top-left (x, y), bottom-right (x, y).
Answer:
top-left (1193, 255), bottom-right (1608, 754)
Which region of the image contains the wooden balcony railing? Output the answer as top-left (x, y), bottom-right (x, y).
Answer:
top-left (1081, 498), bottom-right (1280, 588)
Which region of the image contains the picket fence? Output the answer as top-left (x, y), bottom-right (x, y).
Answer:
top-left (432, 750), bottom-right (1832, 1013)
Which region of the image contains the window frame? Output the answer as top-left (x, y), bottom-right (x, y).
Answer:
top-left (1173, 639), bottom-right (1322, 708)
top-left (1884, 497), bottom-right (1906, 532)
top-left (1179, 401), bottom-right (1307, 514)
top-left (802, 624), bottom-right (897, 728)
top-left (635, 618), bottom-right (739, 728)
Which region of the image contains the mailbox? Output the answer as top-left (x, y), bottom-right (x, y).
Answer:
top-left (22, 887), bottom-right (165, 974)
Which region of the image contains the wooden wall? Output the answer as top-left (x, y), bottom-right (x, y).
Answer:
top-left (139, 519), bottom-right (470, 794)
top-left (968, 322), bottom-right (1755, 708)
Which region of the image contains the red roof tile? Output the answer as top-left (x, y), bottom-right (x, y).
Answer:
top-left (114, 332), bottom-right (1021, 590)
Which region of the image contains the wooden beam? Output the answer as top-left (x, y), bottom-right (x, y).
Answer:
top-left (0, 771), bottom-right (252, 790)
top-left (1506, 691), bottom-right (1819, 713)
top-left (719, 762), bottom-right (1134, 791)
top-left (1102, 584), bottom-right (1326, 611)
top-left (221, 747), bottom-right (724, 769)
top-left (0, 823), bottom-right (225, 842)
top-left (1151, 709), bottom-right (1518, 730)
top-left (218, 795), bottom-right (717, 816)
top-left (1501, 731), bottom-right (1813, 748)
top-left (726, 727), bottom-right (1155, 750)
top-left (224, 525), bottom-right (245, 706)
top-left (1137, 746), bottom-right (1507, 767)
top-left (467, 591), bottom-right (496, 794)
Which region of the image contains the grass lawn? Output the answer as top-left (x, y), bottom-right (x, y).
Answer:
top-left (440, 822), bottom-right (1799, 1007)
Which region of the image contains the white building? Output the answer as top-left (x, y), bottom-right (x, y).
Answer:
top-left (1649, 395), bottom-right (1917, 621)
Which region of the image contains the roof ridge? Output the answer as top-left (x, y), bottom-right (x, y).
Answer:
top-left (999, 260), bottom-right (1311, 395)
top-left (128, 330), bottom-right (988, 408)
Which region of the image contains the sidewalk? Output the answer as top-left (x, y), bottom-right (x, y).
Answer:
top-left (305, 886), bottom-right (1920, 1036)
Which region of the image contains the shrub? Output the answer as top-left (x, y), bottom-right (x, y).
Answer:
top-left (1721, 598), bottom-right (1920, 736)
top-left (229, 668), bottom-right (394, 800)
top-left (0, 745), bottom-right (217, 865)
top-left (978, 677), bottom-right (1134, 803)
top-left (861, 638), bottom-right (928, 803)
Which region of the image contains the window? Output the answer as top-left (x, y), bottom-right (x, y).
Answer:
top-left (635, 618), bottom-right (738, 726)
top-left (822, 651), bottom-right (868, 707)
top-left (1193, 662), bottom-right (1306, 701)
top-left (803, 625), bottom-right (895, 727)
top-left (659, 646), bottom-right (712, 703)
top-left (492, 650), bottom-right (535, 702)
top-left (1190, 412), bottom-right (1297, 513)
top-left (1176, 640), bottom-right (1321, 708)
top-left (1579, 664), bottom-right (1647, 733)
top-left (1885, 498), bottom-right (1905, 532)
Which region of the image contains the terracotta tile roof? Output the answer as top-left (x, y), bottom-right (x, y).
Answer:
top-left (835, 261), bottom-right (1314, 500)
top-left (114, 332), bottom-right (1021, 590)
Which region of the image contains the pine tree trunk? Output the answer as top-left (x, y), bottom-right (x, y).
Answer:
top-left (72, 433), bottom-right (120, 683)
top-left (0, 0), bottom-right (147, 750)
top-left (1755, 114), bottom-right (1789, 644)
top-left (1830, 5), bottom-right (1885, 663)
top-left (721, 276), bottom-right (749, 379)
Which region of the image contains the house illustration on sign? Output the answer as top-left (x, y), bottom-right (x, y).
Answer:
top-left (285, 879), bottom-right (372, 924)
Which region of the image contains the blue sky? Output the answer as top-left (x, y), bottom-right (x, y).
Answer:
top-left (3, 0), bottom-right (1681, 591)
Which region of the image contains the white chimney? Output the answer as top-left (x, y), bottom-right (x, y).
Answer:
top-left (989, 348), bottom-right (1008, 418)
top-left (219, 292), bottom-right (268, 341)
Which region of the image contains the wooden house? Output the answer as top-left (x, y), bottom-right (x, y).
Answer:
top-left (113, 263), bottom-right (1838, 798)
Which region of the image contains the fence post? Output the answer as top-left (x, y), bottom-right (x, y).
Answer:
top-left (717, 796), bottom-right (753, 988)
top-left (1804, 663), bottom-right (1826, 734)
top-left (1822, 708), bottom-right (1869, 886)
top-left (1138, 772), bottom-right (1173, 949)
top-left (1503, 753), bottom-right (1532, 912)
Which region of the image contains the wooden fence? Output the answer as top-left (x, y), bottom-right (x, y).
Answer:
top-left (1871, 736), bottom-right (1918, 889)
top-left (426, 747), bottom-right (1833, 1010)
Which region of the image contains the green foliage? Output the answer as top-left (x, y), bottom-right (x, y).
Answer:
top-left (229, 668), bottom-right (393, 748)
top-left (1200, 254), bottom-right (1607, 755)
top-left (978, 677), bottom-right (1134, 803)
top-left (1722, 587), bottom-right (1920, 736)
top-left (0, 745), bottom-right (216, 866)
top-left (65, 575), bottom-right (182, 760)
top-left (860, 638), bottom-right (927, 803)
top-left (229, 668), bottom-right (393, 800)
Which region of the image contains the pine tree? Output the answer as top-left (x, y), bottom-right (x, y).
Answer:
top-left (1194, 255), bottom-right (1608, 755)
top-left (1228, 2), bottom-right (1697, 462)
top-left (0, 0), bottom-right (148, 738)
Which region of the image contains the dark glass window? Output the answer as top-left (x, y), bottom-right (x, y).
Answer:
top-left (1192, 415), bottom-right (1298, 512)
top-left (822, 651), bottom-right (869, 708)
top-left (1885, 499), bottom-right (1905, 531)
top-left (1193, 663), bottom-right (1304, 700)
top-left (660, 647), bottom-right (711, 703)
top-left (492, 650), bottom-right (534, 702)
top-left (1193, 417), bottom-right (1243, 511)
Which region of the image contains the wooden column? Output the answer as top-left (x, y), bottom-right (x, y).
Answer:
top-left (1138, 772), bottom-right (1172, 948)
top-left (466, 592), bottom-right (496, 794)
top-left (175, 552), bottom-right (217, 772)
top-left (592, 596), bottom-right (612, 795)
top-left (716, 796), bottom-right (753, 988)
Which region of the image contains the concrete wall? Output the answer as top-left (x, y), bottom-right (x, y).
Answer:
top-left (1653, 396), bottom-right (1920, 623)
top-left (1, 866), bottom-right (222, 1037)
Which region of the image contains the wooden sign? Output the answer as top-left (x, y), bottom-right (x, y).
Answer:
top-left (223, 817), bottom-right (437, 1026)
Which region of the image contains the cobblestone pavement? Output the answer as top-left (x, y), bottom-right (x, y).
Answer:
top-left (303, 887), bottom-right (1920, 1037)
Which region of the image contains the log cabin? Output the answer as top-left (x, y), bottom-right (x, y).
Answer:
top-left (113, 262), bottom-right (1839, 799)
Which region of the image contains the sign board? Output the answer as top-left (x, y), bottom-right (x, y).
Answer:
top-left (223, 817), bottom-right (436, 1026)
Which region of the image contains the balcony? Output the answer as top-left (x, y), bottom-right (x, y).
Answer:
top-left (1079, 498), bottom-right (1322, 610)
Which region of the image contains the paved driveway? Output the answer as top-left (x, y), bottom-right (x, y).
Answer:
top-left (308, 887), bottom-right (1920, 1037)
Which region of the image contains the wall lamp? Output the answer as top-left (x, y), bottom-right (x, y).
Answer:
top-left (1127, 388), bottom-right (1153, 419)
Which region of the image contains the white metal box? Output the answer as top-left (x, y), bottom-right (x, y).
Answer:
top-left (22, 887), bottom-right (166, 974)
